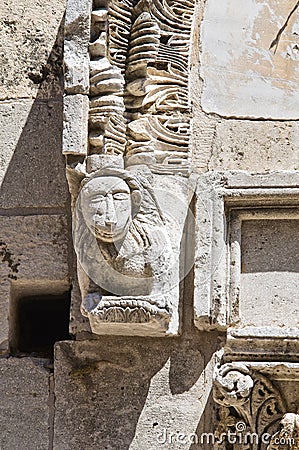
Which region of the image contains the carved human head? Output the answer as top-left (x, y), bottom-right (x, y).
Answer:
top-left (80, 168), bottom-right (142, 243)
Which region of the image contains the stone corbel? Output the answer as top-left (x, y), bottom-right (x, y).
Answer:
top-left (63, 0), bottom-right (198, 336)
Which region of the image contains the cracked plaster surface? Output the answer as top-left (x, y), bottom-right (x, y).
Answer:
top-left (201, 0), bottom-right (299, 119)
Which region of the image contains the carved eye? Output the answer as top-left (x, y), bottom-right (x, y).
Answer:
top-left (113, 193), bottom-right (130, 200)
top-left (90, 195), bottom-right (105, 203)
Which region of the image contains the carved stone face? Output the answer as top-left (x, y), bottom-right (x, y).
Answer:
top-left (81, 176), bottom-right (132, 243)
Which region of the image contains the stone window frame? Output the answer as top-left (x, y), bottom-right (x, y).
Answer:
top-left (228, 207), bottom-right (299, 325)
top-left (194, 171), bottom-right (299, 342)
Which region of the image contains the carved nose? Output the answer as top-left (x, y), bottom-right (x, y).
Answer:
top-left (105, 194), bottom-right (117, 225)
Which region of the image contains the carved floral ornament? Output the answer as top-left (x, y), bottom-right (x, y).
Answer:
top-left (213, 363), bottom-right (299, 450)
top-left (64, 0), bottom-right (197, 335)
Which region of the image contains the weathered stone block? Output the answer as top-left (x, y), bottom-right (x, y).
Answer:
top-left (63, 94), bottom-right (88, 155)
top-left (194, 174), bottom-right (227, 330)
top-left (0, 214), bottom-right (70, 351)
top-left (0, 214), bottom-right (69, 280)
top-left (54, 336), bottom-right (219, 450)
top-left (0, 357), bottom-right (50, 450)
top-left (69, 271), bottom-right (92, 337)
top-left (53, 339), bottom-right (165, 450)
top-left (226, 327), bottom-right (299, 360)
top-left (0, 279), bottom-right (10, 353)
top-left (201, 0), bottom-right (299, 119)
top-left (240, 218), bottom-right (299, 328)
top-left (209, 120), bottom-right (299, 172)
top-left (0, 0), bottom-right (65, 100)
top-left (0, 100), bottom-right (69, 209)
top-left (64, 0), bottom-right (91, 94)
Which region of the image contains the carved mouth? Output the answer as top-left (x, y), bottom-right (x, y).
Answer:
top-left (95, 228), bottom-right (113, 238)
top-left (93, 226), bottom-right (128, 242)
top-left (94, 228), bottom-right (122, 241)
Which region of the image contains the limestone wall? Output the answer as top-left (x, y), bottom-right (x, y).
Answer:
top-left (0, 1), bottom-right (68, 448)
top-left (0, 0), bottom-right (298, 449)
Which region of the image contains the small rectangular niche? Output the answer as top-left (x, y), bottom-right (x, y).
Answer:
top-left (10, 284), bottom-right (71, 358)
top-left (229, 209), bottom-right (299, 328)
top-left (194, 171), bottom-right (299, 333)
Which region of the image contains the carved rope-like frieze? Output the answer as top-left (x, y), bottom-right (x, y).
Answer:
top-left (87, 0), bottom-right (195, 173)
top-left (88, 0), bottom-right (131, 157)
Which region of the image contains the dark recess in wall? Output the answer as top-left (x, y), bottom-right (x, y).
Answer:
top-left (12, 291), bottom-right (71, 358)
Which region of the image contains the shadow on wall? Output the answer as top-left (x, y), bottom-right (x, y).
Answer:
top-left (54, 331), bottom-right (225, 450)
top-left (54, 167), bottom-right (223, 447)
top-left (0, 18), bottom-right (69, 211)
top-left (0, 16), bottom-right (225, 450)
